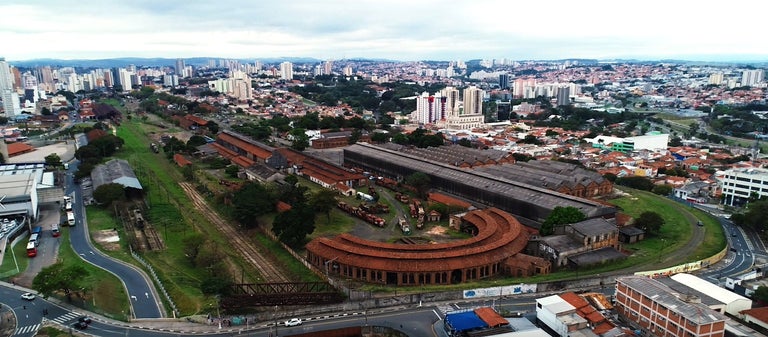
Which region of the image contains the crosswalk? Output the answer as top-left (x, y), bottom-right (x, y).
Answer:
top-left (49, 312), bottom-right (81, 325)
top-left (14, 324), bottom-right (39, 335)
top-left (14, 312), bottom-right (82, 336)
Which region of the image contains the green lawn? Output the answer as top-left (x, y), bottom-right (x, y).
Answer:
top-left (55, 227), bottom-right (130, 321)
top-left (0, 236), bottom-right (29, 277)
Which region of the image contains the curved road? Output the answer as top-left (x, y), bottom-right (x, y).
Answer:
top-left (66, 161), bottom-right (164, 319)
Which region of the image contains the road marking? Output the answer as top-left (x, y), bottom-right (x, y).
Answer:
top-left (51, 312), bottom-right (81, 324)
top-left (14, 324), bottom-right (40, 335)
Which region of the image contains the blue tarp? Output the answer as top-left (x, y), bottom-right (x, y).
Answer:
top-left (444, 311), bottom-right (486, 332)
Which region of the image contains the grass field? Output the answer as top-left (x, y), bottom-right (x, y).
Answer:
top-left (55, 227), bottom-right (130, 320)
top-left (0, 236), bottom-right (29, 277)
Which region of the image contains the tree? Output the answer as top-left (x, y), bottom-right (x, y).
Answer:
top-left (541, 206), bottom-right (586, 236)
top-left (310, 189), bottom-right (338, 222)
top-left (187, 135), bottom-right (208, 148)
top-left (32, 263), bottom-right (89, 302)
top-left (44, 153), bottom-right (63, 169)
top-left (651, 184), bottom-right (673, 196)
top-left (224, 165), bottom-right (240, 178)
top-left (232, 182), bottom-right (276, 228)
top-left (753, 286), bottom-right (768, 304)
top-left (635, 211), bottom-right (665, 235)
top-left (405, 172), bottom-right (431, 199)
top-left (182, 233), bottom-right (206, 266)
top-left (370, 132), bottom-right (389, 143)
top-left (615, 176), bottom-right (654, 191)
top-left (290, 128), bottom-right (310, 151)
top-left (272, 203), bottom-right (316, 248)
top-left (92, 183), bottom-right (126, 207)
top-left (732, 199), bottom-right (768, 230)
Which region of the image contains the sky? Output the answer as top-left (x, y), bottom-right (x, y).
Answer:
top-left (2, 0), bottom-right (768, 62)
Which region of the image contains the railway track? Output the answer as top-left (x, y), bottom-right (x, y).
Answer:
top-left (179, 182), bottom-right (290, 283)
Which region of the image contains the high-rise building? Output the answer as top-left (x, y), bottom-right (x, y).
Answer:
top-left (556, 86), bottom-right (570, 106)
top-left (445, 86), bottom-right (485, 130)
top-left (708, 72), bottom-right (724, 85)
top-left (513, 78), bottom-right (535, 98)
top-left (119, 69), bottom-right (134, 92)
top-left (175, 59), bottom-right (185, 77)
top-left (0, 57), bottom-right (21, 117)
top-left (414, 91), bottom-right (447, 125)
top-left (462, 86), bottom-right (484, 115)
top-left (343, 65), bottom-right (353, 77)
top-left (741, 69), bottom-right (764, 86)
top-left (498, 73), bottom-right (509, 90)
top-left (440, 86), bottom-right (460, 117)
top-left (323, 60), bottom-right (333, 75)
top-left (280, 61), bottom-right (293, 80)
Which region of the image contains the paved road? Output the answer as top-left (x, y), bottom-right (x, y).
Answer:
top-left (65, 162), bottom-right (164, 319)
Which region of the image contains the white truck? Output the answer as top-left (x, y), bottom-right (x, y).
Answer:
top-left (67, 211), bottom-right (75, 226)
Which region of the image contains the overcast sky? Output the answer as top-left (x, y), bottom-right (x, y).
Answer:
top-left (2, 0), bottom-right (767, 62)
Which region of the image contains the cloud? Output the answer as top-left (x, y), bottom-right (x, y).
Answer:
top-left (1, 0), bottom-right (768, 61)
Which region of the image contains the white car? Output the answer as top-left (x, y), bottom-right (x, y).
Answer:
top-left (284, 318), bottom-right (302, 326)
top-left (21, 293), bottom-right (36, 300)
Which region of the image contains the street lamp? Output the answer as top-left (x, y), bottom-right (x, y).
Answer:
top-left (274, 305), bottom-right (279, 337)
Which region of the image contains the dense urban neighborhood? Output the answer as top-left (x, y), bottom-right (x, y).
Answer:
top-left (0, 55), bottom-right (768, 337)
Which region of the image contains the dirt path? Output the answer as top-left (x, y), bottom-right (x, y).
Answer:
top-left (178, 182), bottom-right (290, 283)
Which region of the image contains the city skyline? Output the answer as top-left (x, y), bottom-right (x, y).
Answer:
top-left (2, 1), bottom-right (768, 63)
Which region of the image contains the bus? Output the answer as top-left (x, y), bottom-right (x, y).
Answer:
top-left (67, 212), bottom-right (75, 226)
top-left (26, 241), bottom-right (37, 257)
top-left (29, 233), bottom-right (39, 247)
top-left (51, 223), bottom-right (60, 237)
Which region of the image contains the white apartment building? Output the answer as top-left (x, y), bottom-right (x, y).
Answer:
top-left (719, 167), bottom-right (768, 206)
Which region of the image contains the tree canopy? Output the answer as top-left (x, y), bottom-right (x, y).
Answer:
top-left (232, 182), bottom-right (276, 228)
top-left (272, 203), bottom-right (316, 248)
top-left (541, 206), bottom-right (586, 236)
top-left (92, 183), bottom-right (126, 207)
top-left (32, 263), bottom-right (89, 301)
top-left (634, 211), bottom-right (665, 235)
top-left (310, 189), bottom-right (338, 222)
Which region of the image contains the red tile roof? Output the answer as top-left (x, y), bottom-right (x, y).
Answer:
top-left (428, 192), bottom-right (472, 209)
top-left (474, 307), bottom-right (509, 328)
top-left (6, 142), bottom-right (33, 156)
top-left (741, 306), bottom-right (768, 324)
top-left (173, 154), bottom-right (192, 167)
top-left (218, 133), bottom-right (272, 161)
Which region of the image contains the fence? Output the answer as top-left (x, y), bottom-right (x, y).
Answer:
top-left (130, 249), bottom-right (178, 317)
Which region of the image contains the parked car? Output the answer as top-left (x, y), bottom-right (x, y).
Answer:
top-left (21, 293), bottom-right (36, 301)
top-left (284, 318), bottom-right (302, 326)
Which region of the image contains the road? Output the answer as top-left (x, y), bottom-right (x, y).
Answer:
top-left (1, 281), bottom-right (442, 337)
top-left (65, 161), bottom-right (164, 319)
top-left (695, 213), bottom-right (756, 285)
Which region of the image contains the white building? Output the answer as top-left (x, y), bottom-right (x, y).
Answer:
top-left (280, 61), bottom-right (293, 80)
top-left (585, 133), bottom-right (669, 153)
top-left (718, 167), bottom-right (768, 207)
top-left (413, 91), bottom-right (447, 125)
top-left (670, 273), bottom-right (752, 317)
top-left (535, 295), bottom-right (586, 337)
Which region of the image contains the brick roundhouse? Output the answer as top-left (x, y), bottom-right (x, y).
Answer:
top-left (306, 208), bottom-right (550, 286)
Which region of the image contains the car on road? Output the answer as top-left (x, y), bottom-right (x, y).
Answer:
top-left (21, 293), bottom-right (36, 301)
top-left (284, 318), bottom-right (302, 326)
top-left (73, 321), bottom-right (88, 330)
top-left (78, 316), bottom-right (92, 324)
